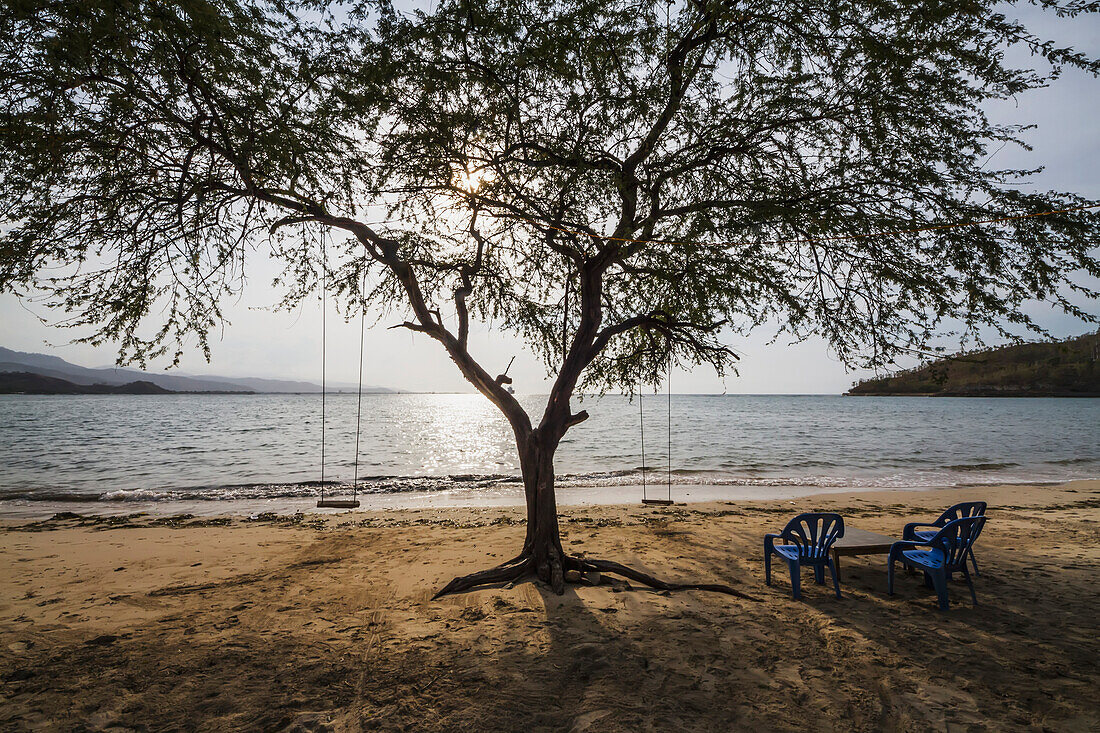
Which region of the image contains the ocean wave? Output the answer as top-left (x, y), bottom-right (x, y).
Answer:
top-left (0, 490), bottom-right (108, 503)
top-left (944, 462), bottom-right (1019, 472)
top-left (101, 488), bottom-right (180, 502)
top-left (1, 464), bottom-right (1096, 505)
top-left (0, 476), bottom-right (517, 504)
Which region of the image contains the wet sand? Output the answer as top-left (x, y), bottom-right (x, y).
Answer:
top-left (2, 480), bottom-right (1098, 731)
top-left (0, 479), bottom-right (1041, 520)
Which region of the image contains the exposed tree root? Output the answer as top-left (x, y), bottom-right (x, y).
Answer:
top-left (432, 553), bottom-right (757, 601)
top-left (431, 556), bottom-right (531, 600)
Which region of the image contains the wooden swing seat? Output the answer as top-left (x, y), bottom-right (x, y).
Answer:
top-left (316, 499), bottom-right (361, 508)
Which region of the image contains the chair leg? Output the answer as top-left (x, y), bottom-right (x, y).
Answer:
top-left (887, 557), bottom-right (896, 596)
top-left (788, 560), bottom-right (801, 600)
top-left (969, 549), bottom-right (980, 577)
top-left (814, 564), bottom-right (825, 585)
top-left (931, 570), bottom-right (950, 611)
top-left (765, 547), bottom-right (772, 587)
top-left (923, 571), bottom-right (934, 590)
top-left (961, 566), bottom-right (978, 606)
top-left (828, 559), bottom-right (841, 599)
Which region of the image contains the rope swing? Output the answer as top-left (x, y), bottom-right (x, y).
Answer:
top-left (352, 265), bottom-right (366, 498)
top-left (316, 226), bottom-right (362, 509)
top-left (641, 352), bottom-right (674, 506)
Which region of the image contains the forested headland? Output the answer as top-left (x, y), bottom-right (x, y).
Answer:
top-left (847, 332), bottom-right (1100, 397)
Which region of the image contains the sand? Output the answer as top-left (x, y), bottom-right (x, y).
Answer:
top-left (1, 480), bottom-right (1098, 731)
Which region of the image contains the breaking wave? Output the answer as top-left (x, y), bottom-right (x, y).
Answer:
top-left (1, 465), bottom-right (1090, 506)
top-left (945, 462), bottom-right (1019, 472)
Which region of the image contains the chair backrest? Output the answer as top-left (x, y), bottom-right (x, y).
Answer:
top-left (935, 501), bottom-right (987, 526)
top-left (929, 516), bottom-right (987, 570)
top-left (782, 513), bottom-right (845, 559)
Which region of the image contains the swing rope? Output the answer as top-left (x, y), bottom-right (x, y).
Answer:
top-left (667, 351), bottom-right (672, 504)
top-left (352, 260), bottom-right (366, 502)
top-left (640, 349), bottom-right (675, 506)
top-left (639, 388), bottom-right (647, 501)
top-left (319, 225), bottom-right (327, 502)
top-left (316, 229), bottom-right (364, 510)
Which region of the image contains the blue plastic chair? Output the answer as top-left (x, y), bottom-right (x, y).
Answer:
top-left (888, 516), bottom-right (986, 611)
top-left (764, 513), bottom-right (844, 600)
top-left (903, 501), bottom-right (986, 576)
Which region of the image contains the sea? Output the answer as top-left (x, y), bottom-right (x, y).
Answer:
top-left (0, 393), bottom-right (1097, 516)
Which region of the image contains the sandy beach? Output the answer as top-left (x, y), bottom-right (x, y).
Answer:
top-left (2, 480), bottom-right (1098, 731)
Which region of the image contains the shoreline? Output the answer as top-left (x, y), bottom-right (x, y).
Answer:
top-left (846, 391), bottom-right (1100, 397)
top-left (3, 479), bottom-right (1098, 730)
top-left (0, 475), bottom-right (1091, 520)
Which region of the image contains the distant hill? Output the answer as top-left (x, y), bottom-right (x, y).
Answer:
top-left (848, 332), bottom-right (1100, 397)
top-left (0, 372), bottom-right (179, 395)
top-left (0, 347), bottom-right (400, 394)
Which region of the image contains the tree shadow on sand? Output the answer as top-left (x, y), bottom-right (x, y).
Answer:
top-left (350, 577), bottom-right (772, 731)
top-left (767, 543), bottom-right (1100, 730)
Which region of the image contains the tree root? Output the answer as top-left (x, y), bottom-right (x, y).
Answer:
top-left (433, 553), bottom-right (756, 601)
top-left (431, 556), bottom-right (531, 600)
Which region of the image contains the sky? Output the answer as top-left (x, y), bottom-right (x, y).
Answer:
top-left (1, 4), bottom-right (1098, 394)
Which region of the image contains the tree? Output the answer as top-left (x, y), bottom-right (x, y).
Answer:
top-left (2, 0), bottom-right (1098, 596)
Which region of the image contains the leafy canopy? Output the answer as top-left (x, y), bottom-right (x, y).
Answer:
top-left (2, 0), bottom-right (1099, 393)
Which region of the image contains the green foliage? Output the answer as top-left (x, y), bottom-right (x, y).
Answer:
top-left (1, 0), bottom-right (1099, 401)
top-left (0, 0), bottom-right (384, 364)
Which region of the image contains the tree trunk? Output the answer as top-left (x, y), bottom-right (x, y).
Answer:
top-left (519, 430), bottom-right (567, 593)
top-left (431, 421), bottom-right (755, 600)
top-left (430, 425), bottom-right (571, 598)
